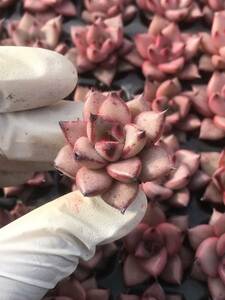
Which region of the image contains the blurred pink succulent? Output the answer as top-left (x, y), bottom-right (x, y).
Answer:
top-left (144, 78), bottom-right (200, 133)
top-left (201, 11), bottom-right (225, 71)
top-left (55, 90), bottom-right (168, 211)
top-left (6, 13), bottom-right (64, 51)
top-left (134, 15), bottom-right (201, 81)
top-left (137, 0), bottom-right (202, 22)
top-left (189, 72), bottom-right (225, 140)
top-left (67, 16), bottom-right (135, 86)
top-left (123, 203), bottom-right (188, 286)
top-left (0, 0), bottom-right (15, 8)
top-left (82, 0), bottom-right (137, 23)
top-left (3, 172), bottom-right (53, 200)
top-left (44, 275), bottom-right (109, 300)
top-left (202, 0), bottom-right (225, 23)
top-left (23, 0), bottom-right (76, 17)
top-left (139, 131), bottom-right (200, 209)
top-left (120, 283), bottom-right (182, 300)
top-left (200, 150), bottom-right (225, 205)
top-left (189, 211), bottom-right (225, 300)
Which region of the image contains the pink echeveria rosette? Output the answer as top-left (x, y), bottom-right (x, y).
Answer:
top-left (82, 0), bottom-right (137, 23)
top-left (137, 0), bottom-right (202, 23)
top-left (133, 15), bottom-right (201, 81)
top-left (66, 15), bottom-right (141, 86)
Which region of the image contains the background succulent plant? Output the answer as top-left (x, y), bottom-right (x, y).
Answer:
top-left (0, 2), bottom-right (225, 300)
top-left (82, 0), bottom-right (137, 23)
top-left (134, 15), bottom-right (200, 81)
top-left (23, 0), bottom-right (77, 17)
top-left (137, 0), bottom-right (202, 22)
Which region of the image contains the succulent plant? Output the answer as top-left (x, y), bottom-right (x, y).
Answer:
top-left (55, 90), bottom-right (169, 211)
top-left (189, 210), bottom-right (225, 300)
top-left (201, 0), bottom-right (225, 23)
top-left (200, 150), bottom-right (225, 205)
top-left (144, 78), bottom-right (200, 133)
top-left (82, 0), bottom-right (137, 23)
top-left (142, 144), bottom-right (200, 208)
top-left (189, 72), bottom-right (225, 140)
top-left (134, 15), bottom-right (201, 81)
top-left (23, 0), bottom-right (76, 17)
top-left (123, 203), bottom-right (188, 286)
top-left (136, 0), bottom-right (202, 23)
top-left (0, 0), bottom-right (15, 8)
top-left (67, 15), bottom-right (135, 86)
top-left (44, 275), bottom-right (110, 300)
top-left (120, 283), bottom-right (182, 300)
top-left (201, 11), bottom-right (225, 71)
top-left (6, 13), bottom-right (63, 51)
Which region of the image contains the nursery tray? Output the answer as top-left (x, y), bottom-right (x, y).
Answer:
top-left (1, 1), bottom-right (225, 299)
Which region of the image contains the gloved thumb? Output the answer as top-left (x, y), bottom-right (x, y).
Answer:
top-left (0, 190), bottom-right (147, 300)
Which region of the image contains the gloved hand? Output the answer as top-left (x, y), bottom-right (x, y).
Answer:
top-left (0, 46), bottom-right (82, 187)
top-left (0, 47), bottom-right (147, 300)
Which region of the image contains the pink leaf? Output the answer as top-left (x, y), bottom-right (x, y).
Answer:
top-left (135, 111), bottom-right (165, 143)
top-left (86, 114), bottom-right (122, 144)
top-left (123, 254), bottom-right (149, 286)
top-left (214, 116), bottom-right (225, 131)
top-left (140, 145), bottom-right (172, 182)
top-left (188, 225), bottom-right (214, 250)
top-left (124, 223), bottom-right (148, 253)
top-left (83, 90), bottom-right (106, 121)
top-left (207, 72), bottom-right (225, 97)
top-left (158, 57), bottom-right (185, 74)
top-left (142, 181), bottom-right (173, 202)
top-left (107, 157), bottom-right (142, 183)
top-left (81, 277), bottom-right (97, 291)
top-left (57, 278), bottom-right (86, 300)
top-left (156, 78), bottom-right (181, 98)
top-left (99, 92), bottom-right (131, 125)
top-left (142, 283), bottom-right (166, 300)
top-left (213, 214), bottom-right (225, 237)
top-left (203, 182), bottom-right (223, 205)
top-left (208, 277), bottom-right (225, 300)
top-left (169, 216), bottom-right (189, 233)
top-left (196, 237), bottom-right (219, 277)
top-left (127, 94), bottom-right (150, 119)
top-left (191, 260), bottom-right (207, 282)
top-left (122, 124), bottom-right (147, 159)
top-left (86, 289), bottom-right (110, 300)
top-left (175, 149), bottom-right (200, 175)
top-left (95, 140), bottom-right (124, 162)
top-left (189, 170), bottom-right (211, 191)
top-left (169, 188), bottom-right (190, 208)
top-left (54, 145), bottom-right (80, 179)
top-left (200, 118), bottom-right (225, 140)
top-left (55, 0), bottom-right (77, 17)
top-left (191, 85), bottom-right (212, 117)
top-left (160, 255), bottom-right (183, 284)
top-left (76, 167), bottom-right (112, 196)
top-left (102, 181), bottom-right (138, 211)
top-left (141, 203), bottom-right (166, 227)
top-left (217, 233), bottom-right (225, 257)
top-left (158, 223), bottom-right (182, 255)
top-left (139, 247), bottom-right (168, 277)
top-left (119, 295), bottom-right (139, 300)
top-left (200, 152), bottom-right (220, 176)
top-left (59, 120), bottom-right (87, 147)
top-left (74, 137), bottom-right (106, 169)
top-left (165, 164), bottom-right (191, 190)
top-left (209, 94), bottom-right (225, 117)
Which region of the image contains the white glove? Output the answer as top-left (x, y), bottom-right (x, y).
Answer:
top-left (0, 47), bottom-right (147, 300)
top-left (0, 46), bottom-right (82, 187)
